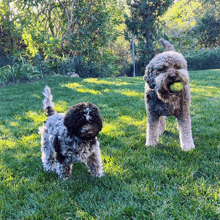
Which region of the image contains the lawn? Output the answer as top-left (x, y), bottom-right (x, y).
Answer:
top-left (0, 69), bottom-right (220, 219)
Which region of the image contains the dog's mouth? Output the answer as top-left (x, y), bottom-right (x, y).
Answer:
top-left (165, 75), bottom-right (185, 93)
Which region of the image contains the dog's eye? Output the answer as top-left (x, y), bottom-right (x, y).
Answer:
top-left (174, 64), bottom-right (181, 69)
top-left (157, 66), bottom-right (167, 72)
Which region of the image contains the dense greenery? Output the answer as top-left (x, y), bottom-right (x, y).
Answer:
top-left (1, 0), bottom-right (220, 79)
top-left (0, 0), bottom-right (124, 77)
top-left (186, 47), bottom-right (220, 71)
top-left (160, 0), bottom-right (220, 53)
top-left (125, 0), bottom-right (174, 72)
top-left (0, 69), bottom-right (220, 218)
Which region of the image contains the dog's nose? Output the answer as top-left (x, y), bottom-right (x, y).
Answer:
top-left (168, 75), bottom-right (175, 80)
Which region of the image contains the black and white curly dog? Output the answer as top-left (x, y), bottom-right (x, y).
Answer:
top-left (39, 86), bottom-right (104, 179)
top-left (143, 39), bottom-right (195, 151)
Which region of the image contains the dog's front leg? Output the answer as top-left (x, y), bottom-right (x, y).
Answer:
top-left (56, 161), bottom-right (73, 179)
top-left (146, 114), bottom-right (160, 146)
top-left (176, 113), bottom-right (195, 151)
top-left (158, 116), bottom-right (166, 136)
top-left (85, 141), bottom-right (104, 177)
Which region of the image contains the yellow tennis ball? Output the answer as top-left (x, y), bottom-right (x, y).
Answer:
top-left (170, 82), bottom-right (183, 92)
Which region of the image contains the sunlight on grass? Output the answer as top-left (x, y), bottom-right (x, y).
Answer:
top-left (10, 121), bottom-right (20, 127)
top-left (0, 125), bottom-right (11, 136)
top-left (191, 86), bottom-right (220, 96)
top-left (119, 116), bottom-right (145, 127)
top-left (76, 88), bottom-right (102, 94)
top-left (84, 78), bottom-right (113, 84)
top-left (84, 78), bottom-right (132, 85)
top-left (54, 100), bottom-right (69, 112)
top-left (101, 123), bottom-right (125, 137)
top-left (62, 82), bottom-right (102, 94)
top-left (103, 155), bottom-right (124, 176)
top-left (1, 140), bottom-right (16, 149)
top-left (20, 134), bottom-right (39, 145)
top-left (62, 82), bottom-right (82, 88)
top-left (115, 89), bottom-right (142, 98)
top-left (32, 94), bottom-right (41, 99)
top-left (76, 210), bottom-right (95, 220)
top-left (25, 111), bottom-right (45, 123)
top-left (103, 88), bottom-right (110, 93)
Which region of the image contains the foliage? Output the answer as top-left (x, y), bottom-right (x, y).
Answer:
top-left (160, 0), bottom-right (202, 54)
top-left (0, 0), bottom-right (125, 77)
top-left (125, 0), bottom-right (174, 71)
top-left (161, 0), bottom-right (220, 54)
top-left (0, 55), bottom-right (41, 84)
top-left (192, 10), bottom-right (220, 48)
top-left (0, 0), bottom-right (24, 55)
top-left (186, 47), bottom-right (220, 70)
top-left (0, 71), bottom-right (220, 218)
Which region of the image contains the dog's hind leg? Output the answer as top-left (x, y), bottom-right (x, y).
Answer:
top-left (146, 115), bottom-right (159, 146)
top-left (85, 141), bottom-right (104, 177)
top-left (158, 116), bottom-right (166, 136)
top-left (40, 130), bottom-right (56, 172)
top-left (176, 114), bottom-right (195, 151)
top-left (41, 144), bottom-right (56, 172)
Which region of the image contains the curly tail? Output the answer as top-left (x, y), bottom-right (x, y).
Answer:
top-left (42, 85), bottom-right (56, 117)
top-left (159, 38), bottom-right (175, 52)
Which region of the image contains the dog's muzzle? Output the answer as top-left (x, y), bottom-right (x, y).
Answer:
top-left (155, 70), bottom-right (188, 94)
top-left (77, 124), bottom-right (99, 140)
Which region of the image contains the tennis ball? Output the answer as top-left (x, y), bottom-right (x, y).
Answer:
top-left (170, 82), bottom-right (183, 92)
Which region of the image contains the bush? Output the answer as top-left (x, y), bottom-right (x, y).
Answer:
top-left (186, 47), bottom-right (220, 71)
top-left (0, 57), bottom-right (41, 85)
top-left (123, 60), bottom-right (145, 77)
top-left (0, 52), bottom-right (121, 85)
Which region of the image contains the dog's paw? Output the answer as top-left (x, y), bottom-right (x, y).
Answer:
top-left (181, 143), bottom-right (195, 151)
top-left (97, 172), bottom-right (105, 178)
top-left (89, 170), bottom-right (104, 178)
top-left (146, 141), bottom-right (158, 147)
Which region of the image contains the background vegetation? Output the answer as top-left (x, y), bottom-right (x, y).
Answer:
top-left (1, 0), bottom-right (220, 82)
top-left (0, 69), bottom-right (220, 219)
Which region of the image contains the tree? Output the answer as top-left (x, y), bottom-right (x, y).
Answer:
top-left (192, 1), bottom-right (220, 48)
top-left (0, 0), bottom-right (124, 77)
top-left (160, 0), bottom-right (220, 53)
top-left (125, 0), bottom-right (174, 71)
top-left (0, 0), bottom-right (24, 55)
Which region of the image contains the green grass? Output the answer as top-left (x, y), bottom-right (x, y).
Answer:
top-left (0, 69), bottom-right (220, 219)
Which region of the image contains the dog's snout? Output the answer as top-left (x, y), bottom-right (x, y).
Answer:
top-left (168, 75), bottom-right (174, 80)
top-left (167, 75), bottom-right (176, 85)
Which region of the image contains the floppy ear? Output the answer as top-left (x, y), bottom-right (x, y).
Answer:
top-left (143, 66), bottom-right (148, 82)
top-left (143, 64), bottom-right (156, 89)
top-left (64, 106), bottom-right (79, 136)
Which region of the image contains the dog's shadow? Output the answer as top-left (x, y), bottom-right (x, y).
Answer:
top-left (162, 130), bottom-right (179, 139)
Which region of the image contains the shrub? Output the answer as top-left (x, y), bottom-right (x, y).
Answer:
top-left (0, 57), bottom-right (41, 85)
top-left (186, 47), bottom-right (220, 70)
top-left (123, 60), bottom-right (145, 77)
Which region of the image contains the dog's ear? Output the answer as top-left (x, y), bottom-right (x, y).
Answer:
top-left (64, 106), bottom-right (79, 136)
top-left (87, 103), bottom-right (103, 132)
top-left (143, 64), bottom-right (156, 89)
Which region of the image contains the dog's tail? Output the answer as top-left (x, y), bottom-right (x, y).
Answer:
top-left (159, 38), bottom-right (175, 52)
top-left (42, 85), bottom-right (56, 117)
